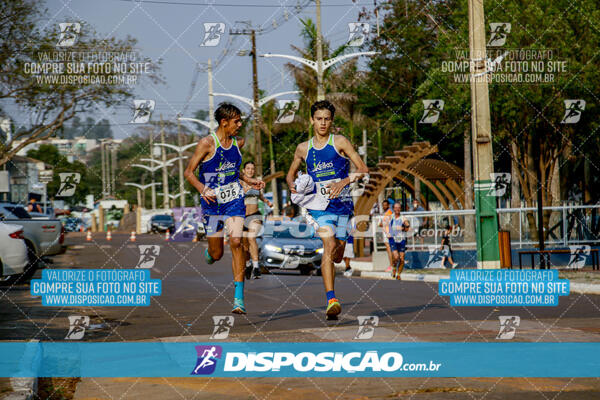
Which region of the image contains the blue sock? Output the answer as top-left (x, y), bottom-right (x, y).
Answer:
top-left (326, 290), bottom-right (336, 302)
top-left (234, 281), bottom-right (244, 300)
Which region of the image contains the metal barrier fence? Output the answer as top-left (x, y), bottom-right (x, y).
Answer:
top-left (370, 204), bottom-right (600, 252)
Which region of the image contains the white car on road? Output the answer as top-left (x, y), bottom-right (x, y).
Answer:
top-left (0, 222), bottom-right (28, 281)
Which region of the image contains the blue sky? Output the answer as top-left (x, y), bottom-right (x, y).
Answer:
top-left (43, 0), bottom-right (376, 138)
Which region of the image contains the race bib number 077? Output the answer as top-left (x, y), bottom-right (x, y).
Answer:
top-left (316, 178), bottom-right (340, 200)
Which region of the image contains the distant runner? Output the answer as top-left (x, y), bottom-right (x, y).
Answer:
top-left (389, 202), bottom-right (411, 280)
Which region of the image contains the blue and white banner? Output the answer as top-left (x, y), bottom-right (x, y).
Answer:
top-left (30, 269), bottom-right (161, 306)
top-left (2, 342), bottom-right (599, 377)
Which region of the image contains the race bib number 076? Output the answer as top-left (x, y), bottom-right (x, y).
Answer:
top-left (215, 182), bottom-right (242, 204)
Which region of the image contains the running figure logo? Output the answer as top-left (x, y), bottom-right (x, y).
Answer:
top-left (425, 246), bottom-right (447, 269)
top-left (56, 173), bottom-right (81, 197)
top-left (568, 245), bottom-right (590, 269)
top-left (191, 345), bottom-right (222, 375)
top-left (200, 23), bottom-right (225, 47)
top-left (210, 316), bottom-right (234, 339)
top-left (65, 315), bottom-right (90, 340)
top-left (561, 100), bottom-right (586, 124)
top-left (136, 245), bottom-right (161, 269)
top-left (487, 23), bottom-right (511, 47)
top-left (488, 173), bottom-right (511, 197)
top-left (419, 100), bottom-right (444, 124)
top-left (275, 100), bottom-right (299, 124)
top-left (354, 316), bottom-right (379, 339)
top-left (131, 100), bottom-right (156, 124)
top-left (283, 245), bottom-right (305, 269)
top-left (347, 23), bottom-right (369, 47)
top-left (497, 316), bottom-right (520, 339)
top-left (57, 23), bottom-right (81, 47)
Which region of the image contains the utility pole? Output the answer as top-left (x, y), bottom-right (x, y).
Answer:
top-left (208, 59), bottom-right (215, 133)
top-left (160, 116), bottom-right (169, 209)
top-left (229, 27), bottom-right (264, 176)
top-left (250, 30), bottom-right (263, 176)
top-left (315, 0), bottom-right (325, 100)
top-left (177, 116), bottom-right (185, 208)
top-left (111, 143), bottom-right (117, 198)
top-left (361, 128), bottom-right (367, 163)
top-left (149, 129), bottom-right (157, 210)
top-left (469, 0), bottom-right (500, 268)
top-left (100, 140), bottom-right (106, 198)
top-left (266, 113), bottom-right (280, 216)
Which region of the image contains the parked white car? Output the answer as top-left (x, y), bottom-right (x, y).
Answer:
top-left (0, 222), bottom-right (28, 280)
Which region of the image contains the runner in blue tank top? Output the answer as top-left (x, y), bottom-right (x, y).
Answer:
top-left (185, 103), bottom-right (265, 314)
top-left (286, 100), bottom-right (369, 320)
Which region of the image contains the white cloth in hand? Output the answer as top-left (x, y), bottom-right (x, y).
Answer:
top-left (290, 173), bottom-right (329, 211)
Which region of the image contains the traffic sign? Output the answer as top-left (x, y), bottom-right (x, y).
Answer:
top-left (39, 170), bottom-right (53, 183)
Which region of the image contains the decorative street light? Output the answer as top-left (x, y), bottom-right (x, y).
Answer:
top-left (132, 157), bottom-right (186, 210)
top-left (260, 52), bottom-right (379, 101)
top-left (155, 143), bottom-right (196, 209)
top-left (125, 182), bottom-right (162, 208)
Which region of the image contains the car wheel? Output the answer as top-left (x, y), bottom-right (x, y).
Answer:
top-left (299, 265), bottom-right (312, 276)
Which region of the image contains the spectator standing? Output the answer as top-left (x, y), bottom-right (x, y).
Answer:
top-left (440, 225), bottom-right (459, 269)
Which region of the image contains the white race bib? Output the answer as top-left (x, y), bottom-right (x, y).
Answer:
top-left (315, 178), bottom-right (340, 200)
top-left (215, 181), bottom-right (242, 204)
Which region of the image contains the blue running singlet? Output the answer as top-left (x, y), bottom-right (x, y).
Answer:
top-left (198, 132), bottom-right (245, 230)
top-left (305, 134), bottom-right (353, 215)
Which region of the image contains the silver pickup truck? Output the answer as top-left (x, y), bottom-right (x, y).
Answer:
top-left (0, 203), bottom-right (64, 282)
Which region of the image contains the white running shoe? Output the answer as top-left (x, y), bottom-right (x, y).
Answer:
top-left (343, 269), bottom-right (353, 277)
top-left (452, 263), bottom-right (459, 268)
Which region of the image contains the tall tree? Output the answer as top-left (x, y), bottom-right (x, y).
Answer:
top-left (0, 0), bottom-right (160, 166)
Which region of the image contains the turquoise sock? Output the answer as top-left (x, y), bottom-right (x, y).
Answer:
top-left (234, 281), bottom-right (244, 300)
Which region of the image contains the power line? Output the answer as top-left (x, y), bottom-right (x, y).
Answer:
top-left (108, 0), bottom-right (373, 7)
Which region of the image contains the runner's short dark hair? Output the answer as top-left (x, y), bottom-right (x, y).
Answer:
top-left (215, 102), bottom-right (241, 125)
top-left (310, 100), bottom-right (335, 118)
top-left (243, 161), bottom-right (255, 168)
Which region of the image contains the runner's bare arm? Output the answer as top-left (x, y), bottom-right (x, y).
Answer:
top-left (240, 170), bottom-right (265, 190)
top-left (237, 137), bottom-right (245, 149)
top-left (184, 137), bottom-right (216, 202)
top-left (328, 135), bottom-right (369, 198)
top-left (259, 191), bottom-right (272, 207)
top-left (286, 141), bottom-right (308, 194)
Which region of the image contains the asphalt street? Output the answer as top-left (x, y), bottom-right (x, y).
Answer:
top-left (2, 233), bottom-right (600, 342)
top-left (1, 233), bottom-right (599, 399)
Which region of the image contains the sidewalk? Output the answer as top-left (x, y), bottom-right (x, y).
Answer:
top-left (72, 319), bottom-right (600, 399)
top-left (336, 261), bottom-right (600, 294)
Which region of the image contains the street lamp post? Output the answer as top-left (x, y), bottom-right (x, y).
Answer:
top-left (154, 142), bottom-right (196, 209)
top-left (125, 182), bottom-right (162, 208)
top-left (132, 157), bottom-right (184, 210)
top-left (260, 52), bottom-right (379, 101)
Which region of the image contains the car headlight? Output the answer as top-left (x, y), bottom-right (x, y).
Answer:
top-left (265, 244), bottom-right (282, 253)
top-left (316, 248), bottom-right (324, 254)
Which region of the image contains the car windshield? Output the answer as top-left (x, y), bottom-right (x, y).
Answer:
top-left (5, 206), bottom-right (31, 219)
top-left (263, 222), bottom-right (315, 239)
top-left (153, 215), bottom-right (173, 222)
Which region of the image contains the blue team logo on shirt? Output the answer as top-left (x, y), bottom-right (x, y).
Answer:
top-left (191, 345), bottom-right (223, 375)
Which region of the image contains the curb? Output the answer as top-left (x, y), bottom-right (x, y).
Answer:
top-left (357, 271), bottom-right (600, 294)
top-left (3, 340), bottom-right (40, 400)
